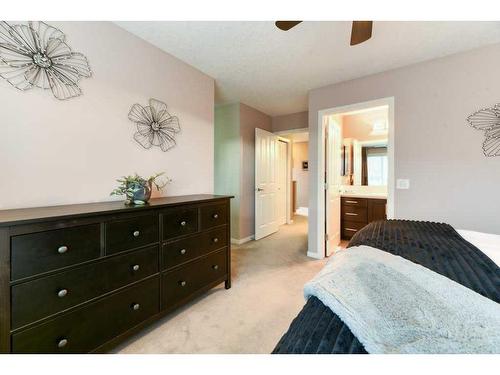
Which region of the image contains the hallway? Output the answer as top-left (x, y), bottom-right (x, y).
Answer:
top-left (116, 216), bottom-right (327, 353)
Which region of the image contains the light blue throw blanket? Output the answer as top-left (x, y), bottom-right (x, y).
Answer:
top-left (304, 246), bottom-right (500, 354)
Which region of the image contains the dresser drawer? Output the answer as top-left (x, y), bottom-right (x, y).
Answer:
top-left (200, 203), bottom-right (228, 230)
top-left (342, 221), bottom-right (367, 239)
top-left (162, 249), bottom-right (227, 309)
top-left (162, 227), bottom-right (227, 270)
top-left (11, 224), bottom-right (101, 281)
top-left (106, 214), bottom-right (158, 255)
top-left (341, 197), bottom-right (367, 208)
top-left (162, 207), bottom-right (199, 240)
top-left (11, 245), bottom-right (159, 329)
top-left (12, 276), bottom-right (160, 353)
top-left (342, 206), bottom-right (367, 223)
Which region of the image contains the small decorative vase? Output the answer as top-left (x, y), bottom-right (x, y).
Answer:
top-left (125, 180), bottom-right (152, 205)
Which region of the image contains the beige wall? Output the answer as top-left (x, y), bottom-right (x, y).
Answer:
top-left (0, 22), bottom-right (215, 209)
top-left (308, 43), bottom-right (500, 258)
top-left (272, 111), bottom-right (308, 132)
top-left (292, 142), bottom-right (309, 209)
top-left (239, 103), bottom-right (272, 239)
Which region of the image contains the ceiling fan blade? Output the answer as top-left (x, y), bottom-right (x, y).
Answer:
top-left (350, 21), bottom-right (373, 45)
top-left (275, 21), bottom-right (302, 31)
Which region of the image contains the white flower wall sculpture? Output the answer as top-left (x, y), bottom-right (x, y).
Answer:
top-left (0, 21), bottom-right (92, 100)
top-left (128, 98), bottom-right (181, 152)
top-left (467, 104), bottom-right (500, 157)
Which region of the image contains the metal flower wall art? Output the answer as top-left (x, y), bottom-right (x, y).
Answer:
top-left (467, 103), bottom-right (500, 157)
top-left (0, 21), bottom-right (92, 100)
top-left (128, 98), bottom-right (181, 152)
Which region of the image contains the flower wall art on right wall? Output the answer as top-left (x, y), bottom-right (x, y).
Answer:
top-left (467, 103), bottom-right (500, 157)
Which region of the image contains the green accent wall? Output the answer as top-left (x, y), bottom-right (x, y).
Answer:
top-left (214, 103), bottom-right (241, 239)
top-left (215, 102), bottom-right (273, 241)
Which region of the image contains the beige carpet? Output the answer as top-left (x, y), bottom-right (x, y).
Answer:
top-left (114, 216), bottom-right (328, 354)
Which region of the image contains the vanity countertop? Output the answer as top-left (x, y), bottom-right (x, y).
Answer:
top-left (340, 192), bottom-right (387, 200)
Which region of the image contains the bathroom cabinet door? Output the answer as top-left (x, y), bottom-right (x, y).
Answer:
top-left (368, 199), bottom-right (387, 222)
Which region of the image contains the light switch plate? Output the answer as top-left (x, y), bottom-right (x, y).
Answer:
top-left (396, 179), bottom-right (410, 189)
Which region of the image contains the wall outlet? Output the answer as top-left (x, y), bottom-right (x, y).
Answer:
top-left (396, 179), bottom-right (410, 189)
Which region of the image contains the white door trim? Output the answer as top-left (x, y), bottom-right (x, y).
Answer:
top-left (277, 136), bottom-right (293, 225)
top-left (274, 127), bottom-right (309, 136)
top-left (310, 97), bottom-right (395, 259)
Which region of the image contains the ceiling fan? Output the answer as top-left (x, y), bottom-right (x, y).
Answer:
top-left (275, 21), bottom-right (373, 46)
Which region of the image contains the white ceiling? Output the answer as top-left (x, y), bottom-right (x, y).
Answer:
top-left (342, 106), bottom-right (388, 141)
top-left (342, 107), bottom-right (387, 125)
top-left (116, 21), bottom-right (500, 116)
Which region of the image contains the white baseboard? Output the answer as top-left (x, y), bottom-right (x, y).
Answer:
top-left (307, 250), bottom-right (324, 259)
top-left (295, 207), bottom-right (309, 216)
top-left (231, 235), bottom-right (255, 245)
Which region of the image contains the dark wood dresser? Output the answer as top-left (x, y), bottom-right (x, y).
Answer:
top-left (0, 194), bottom-right (232, 353)
top-left (341, 196), bottom-right (387, 240)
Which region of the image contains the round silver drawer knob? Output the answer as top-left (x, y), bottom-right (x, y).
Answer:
top-left (180, 221), bottom-right (187, 227)
top-left (132, 303), bottom-right (140, 311)
top-left (212, 265), bottom-right (219, 270)
top-left (180, 249), bottom-right (187, 255)
top-left (57, 246), bottom-right (68, 254)
top-left (132, 264), bottom-right (140, 271)
top-left (213, 213), bottom-right (219, 219)
top-left (57, 289), bottom-right (68, 298)
top-left (180, 281), bottom-right (187, 287)
top-left (133, 230), bottom-right (140, 237)
top-left (58, 338), bottom-right (68, 348)
top-left (213, 237), bottom-right (219, 243)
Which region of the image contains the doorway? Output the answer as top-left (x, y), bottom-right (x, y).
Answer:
top-left (314, 97), bottom-right (395, 259)
top-left (274, 129), bottom-right (309, 220)
top-left (254, 128), bottom-right (292, 240)
top-left (277, 139), bottom-right (288, 225)
top-left (324, 116), bottom-right (342, 256)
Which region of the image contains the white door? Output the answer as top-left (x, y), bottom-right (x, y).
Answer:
top-left (325, 116), bottom-right (342, 256)
top-left (255, 128), bottom-right (279, 240)
top-left (277, 140), bottom-right (288, 225)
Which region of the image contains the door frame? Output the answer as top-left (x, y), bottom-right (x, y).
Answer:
top-left (277, 136), bottom-right (293, 225)
top-left (310, 97), bottom-right (395, 259)
top-left (274, 127), bottom-right (309, 136)
top-left (274, 129), bottom-right (307, 225)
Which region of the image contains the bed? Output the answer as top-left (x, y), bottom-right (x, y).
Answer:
top-left (272, 220), bottom-right (500, 354)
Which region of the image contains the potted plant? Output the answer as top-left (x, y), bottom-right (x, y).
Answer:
top-left (110, 172), bottom-right (170, 205)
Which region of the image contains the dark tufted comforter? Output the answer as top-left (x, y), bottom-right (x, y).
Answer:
top-left (272, 220), bottom-right (500, 354)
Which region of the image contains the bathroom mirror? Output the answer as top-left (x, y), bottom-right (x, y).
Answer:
top-left (360, 144), bottom-right (388, 186)
top-left (343, 139), bottom-right (388, 186)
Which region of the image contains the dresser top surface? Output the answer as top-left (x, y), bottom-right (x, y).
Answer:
top-left (0, 195), bottom-right (233, 227)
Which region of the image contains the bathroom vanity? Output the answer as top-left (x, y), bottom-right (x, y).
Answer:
top-left (341, 195), bottom-right (387, 240)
